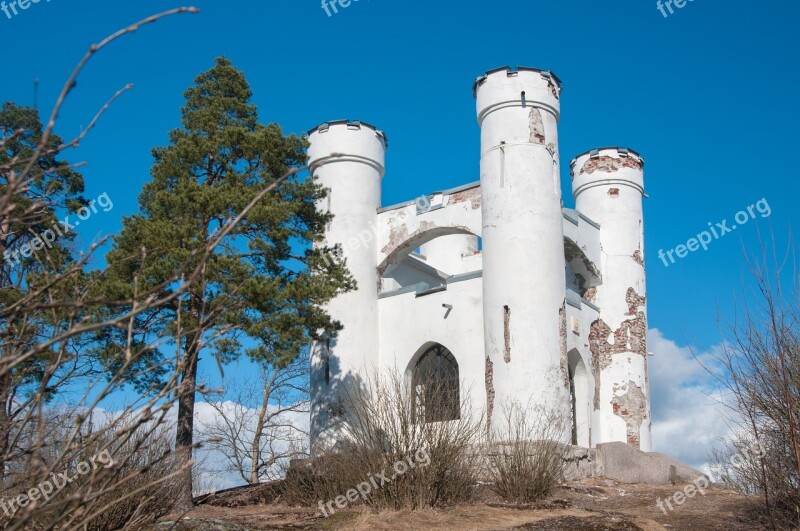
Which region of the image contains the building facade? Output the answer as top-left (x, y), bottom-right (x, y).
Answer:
top-left (308, 66), bottom-right (651, 452)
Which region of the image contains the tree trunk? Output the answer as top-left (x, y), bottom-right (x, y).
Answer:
top-left (174, 334), bottom-right (200, 512)
top-left (0, 236), bottom-right (10, 488)
top-left (249, 380), bottom-right (270, 484)
top-left (0, 373), bottom-right (11, 488)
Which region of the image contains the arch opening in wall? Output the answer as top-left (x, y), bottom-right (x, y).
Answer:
top-left (380, 233), bottom-right (482, 294)
top-left (563, 237), bottom-right (601, 296)
top-left (410, 343), bottom-right (460, 423)
top-left (379, 226), bottom-right (479, 278)
top-left (568, 349), bottom-right (590, 447)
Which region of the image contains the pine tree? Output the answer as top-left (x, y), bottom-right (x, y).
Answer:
top-left (102, 58), bottom-right (353, 509)
top-left (0, 102), bottom-right (88, 486)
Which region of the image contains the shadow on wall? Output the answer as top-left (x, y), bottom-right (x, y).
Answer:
top-left (310, 338), bottom-right (368, 453)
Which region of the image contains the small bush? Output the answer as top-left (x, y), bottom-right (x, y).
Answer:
top-left (283, 370), bottom-right (482, 512)
top-left (484, 400), bottom-right (570, 503)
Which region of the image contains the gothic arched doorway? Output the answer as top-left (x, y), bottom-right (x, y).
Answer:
top-left (411, 344), bottom-right (460, 423)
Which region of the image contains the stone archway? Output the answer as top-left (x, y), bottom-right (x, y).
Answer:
top-left (568, 349), bottom-right (590, 447)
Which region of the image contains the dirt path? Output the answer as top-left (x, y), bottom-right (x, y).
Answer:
top-left (157, 478), bottom-right (770, 530)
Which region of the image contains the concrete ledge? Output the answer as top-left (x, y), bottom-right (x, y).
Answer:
top-left (564, 446), bottom-right (595, 481)
top-left (593, 442), bottom-right (707, 485)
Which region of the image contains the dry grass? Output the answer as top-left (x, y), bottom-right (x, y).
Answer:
top-left (184, 477), bottom-right (769, 530)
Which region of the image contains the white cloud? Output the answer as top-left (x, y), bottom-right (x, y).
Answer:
top-left (648, 328), bottom-right (734, 470)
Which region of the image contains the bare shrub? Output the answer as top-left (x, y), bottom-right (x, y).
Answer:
top-left (78, 418), bottom-right (180, 530)
top-left (483, 400), bottom-right (570, 503)
top-left (709, 432), bottom-right (768, 496)
top-left (198, 352), bottom-right (310, 485)
top-left (283, 370), bottom-right (482, 512)
top-left (0, 408), bottom-right (183, 530)
top-left (282, 452), bottom-right (362, 508)
top-left (701, 238), bottom-right (800, 528)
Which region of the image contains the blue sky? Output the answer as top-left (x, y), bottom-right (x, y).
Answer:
top-left (2, 0), bottom-right (798, 471)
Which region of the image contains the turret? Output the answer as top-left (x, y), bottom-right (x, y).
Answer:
top-left (474, 67), bottom-right (571, 437)
top-left (307, 120), bottom-right (387, 449)
top-left (570, 147), bottom-right (651, 450)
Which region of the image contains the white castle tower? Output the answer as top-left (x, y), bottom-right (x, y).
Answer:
top-left (308, 67), bottom-right (651, 453)
top-left (571, 148), bottom-right (650, 449)
top-left (306, 120), bottom-right (387, 448)
top-left (475, 67), bottom-right (571, 432)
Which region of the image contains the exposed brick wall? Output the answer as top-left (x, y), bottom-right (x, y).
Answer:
top-left (583, 287), bottom-right (597, 304)
top-left (449, 186), bottom-right (481, 210)
top-left (579, 156), bottom-right (643, 176)
top-left (485, 355), bottom-right (495, 428)
top-left (529, 108), bottom-right (546, 145)
top-left (503, 306), bottom-right (511, 364)
top-left (588, 288), bottom-right (647, 414)
top-left (611, 381), bottom-right (647, 448)
top-left (546, 78), bottom-right (559, 99)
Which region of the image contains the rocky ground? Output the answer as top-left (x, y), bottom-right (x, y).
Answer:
top-left (152, 477), bottom-right (773, 530)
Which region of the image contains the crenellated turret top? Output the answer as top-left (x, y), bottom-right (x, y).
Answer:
top-left (570, 147), bottom-right (646, 199)
top-left (307, 119), bottom-right (388, 176)
top-left (473, 66), bottom-right (563, 124)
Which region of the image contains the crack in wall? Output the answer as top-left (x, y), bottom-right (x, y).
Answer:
top-left (503, 306), bottom-right (511, 363)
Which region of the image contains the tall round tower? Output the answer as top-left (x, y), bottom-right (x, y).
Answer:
top-left (570, 147), bottom-right (651, 451)
top-left (307, 120), bottom-right (387, 449)
top-left (474, 67), bottom-right (571, 437)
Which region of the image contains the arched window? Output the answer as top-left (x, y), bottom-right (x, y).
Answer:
top-left (411, 344), bottom-right (460, 423)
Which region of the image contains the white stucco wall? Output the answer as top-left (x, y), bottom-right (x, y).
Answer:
top-left (419, 234), bottom-right (479, 276)
top-left (376, 183), bottom-right (482, 276)
top-left (378, 275), bottom-right (486, 423)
